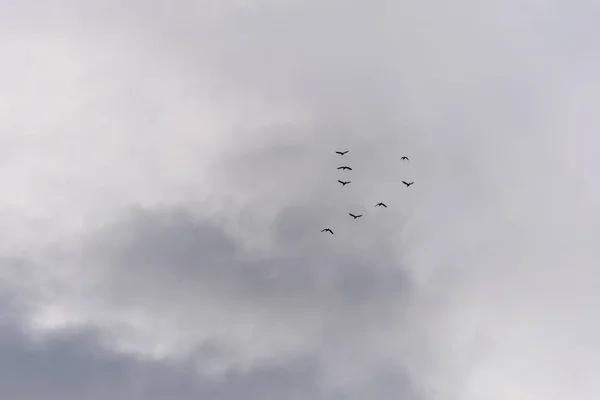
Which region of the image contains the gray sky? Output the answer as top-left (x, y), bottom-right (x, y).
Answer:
top-left (1, 0), bottom-right (600, 399)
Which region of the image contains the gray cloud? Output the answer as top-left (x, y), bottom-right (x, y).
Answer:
top-left (0, 325), bottom-right (331, 400)
top-left (73, 203), bottom-right (422, 388)
top-left (2, 0), bottom-right (600, 399)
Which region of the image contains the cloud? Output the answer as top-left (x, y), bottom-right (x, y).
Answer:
top-left (0, 324), bottom-right (330, 400)
top-left (2, 0), bottom-right (600, 399)
top-left (18, 203), bottom-right (423, 390)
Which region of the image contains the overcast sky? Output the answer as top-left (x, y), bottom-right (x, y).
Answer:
top-left (1, 0), bottom-right (600, 399)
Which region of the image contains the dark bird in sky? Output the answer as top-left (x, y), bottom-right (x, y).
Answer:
top-left (321, 228), bottom-right (334, 234)
top-left (401, 156), bottom-right (409, 161)
top-left (402, 181), bottom-right (414, 187)
top-left (338, 180), bottom-right (351, 186)
top-left (349, 213), bottom-right (363, 219)
top-left (337, 166), bottom-right (352, 170)
top-left (335, 150), bottom-right (349, 155)
top-left (375, 202), bottom-right (387, 208)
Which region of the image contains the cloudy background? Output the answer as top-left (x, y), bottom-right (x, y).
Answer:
top-left (1, 0), bottom-right (599, 399)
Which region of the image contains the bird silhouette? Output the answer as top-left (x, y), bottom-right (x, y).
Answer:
top-left (337, 166), bottom-right (352, 170)
top-left (321, 228), bottom-right (334, 234)
top-left (402, 181), bottom-right (414, 187)
top-left (349, 213), bottom-right (363, 219)
top-left (375, 202), bottom-right (387, 208)
top-left (338, 180), bottom-right (351, 186)
top-left (401, 156), bottom-right (409, 161)
top-left (335, 150), bottom-right (349, 155)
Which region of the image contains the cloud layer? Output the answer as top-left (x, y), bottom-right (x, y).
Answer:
top-left (2, 0), bottom-right (600, 399)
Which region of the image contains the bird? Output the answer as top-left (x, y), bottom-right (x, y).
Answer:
top-left (338, 180), bottom-right (351, 186)
top-left (401, 156), bottom-right (409, 161)
top-left (321, 228), bottom-right (334, 234)
top-left (402, 181), bottom-right (414, 187)
top-left (335, 150), bottom-right (349, 155)
top-left (337, 166), bottom-right (352, 170)
top-left (375, 202), bottom-right (387, 208)
top-left (349, 213), bottom-right (363, 219)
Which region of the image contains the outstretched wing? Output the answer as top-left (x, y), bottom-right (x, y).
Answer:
top-left (402, 181), bottom-right (409, 185)
top-left (338, 180), bottom-right (344, 184)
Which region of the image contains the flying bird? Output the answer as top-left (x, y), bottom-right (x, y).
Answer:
top-left (349, 213), bottom-right (363, 219)
top-left (335, 150), bottom-right (349, 155)
top-left (338, 180), bottom-right (351, 186)
top-left (402, 181), bottom-right (414, 187)
top-left (321, 228), bottom-right (334, 234)
top-left (337, 166), bottom-right (352, 170)
top-left (401, 156), bottom-right (409, 161)
top-left (375, 202), bottom-right (387, 208)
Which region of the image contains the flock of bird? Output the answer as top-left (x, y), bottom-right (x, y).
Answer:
top-left (321, 150), bottom-right (413, 235)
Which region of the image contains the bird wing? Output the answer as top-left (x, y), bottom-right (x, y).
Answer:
top-left (337, 166), bottom-right (343, 169)
top-left (338, 180), bottom-right (344, 184)
top-left (349, 213), bottom-right (355, 217)
top-left (402, 181), bottom-right (408, 185)
top-left (356, 214), bottom-right (363, 217)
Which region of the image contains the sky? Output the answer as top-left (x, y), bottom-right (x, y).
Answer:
top-left (1, 0), bottom-right (600, 399)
